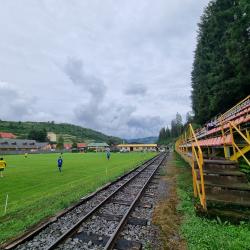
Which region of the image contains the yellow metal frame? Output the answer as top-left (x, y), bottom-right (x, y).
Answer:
top-left (220, 95), bottom-right (250, 163)
top-left (176, 124), bottom-right (207, 210)
top-left (175, 95), bottom-right (250, 210)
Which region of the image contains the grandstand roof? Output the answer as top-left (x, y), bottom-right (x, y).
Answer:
top-left (0, 132), bottom-right (17, 138)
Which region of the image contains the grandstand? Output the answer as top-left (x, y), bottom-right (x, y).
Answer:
top-left (176, 95), bottom-right (250, 210)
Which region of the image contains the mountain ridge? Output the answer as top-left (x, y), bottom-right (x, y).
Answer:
top-left (123, 136), bottom-right (158, 144)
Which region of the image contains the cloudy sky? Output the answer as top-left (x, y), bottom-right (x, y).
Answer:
top-left (0, 0), bottom-right (210, 139)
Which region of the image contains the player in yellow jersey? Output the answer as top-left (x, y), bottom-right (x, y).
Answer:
top-left (24, 152), bottom-right (28, 158)
top-left (0, 158), bottom-right (6, 178)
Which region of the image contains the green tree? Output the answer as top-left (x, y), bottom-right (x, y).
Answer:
top-left (57, 135), bottom-right (64, 143)
top-left (28, 127), bottom-right (48, 142)
top-left (71, 142), bottom-right (77, 148)
top-left (56, 141), bottom-right (64, 149)
top-left (191, 0), bottom-right (250, 124)
top-left (186, 112), bottom-right (193, 125)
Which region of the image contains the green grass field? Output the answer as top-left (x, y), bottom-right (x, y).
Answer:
top-left (0, 152), bottom-right (156, 245)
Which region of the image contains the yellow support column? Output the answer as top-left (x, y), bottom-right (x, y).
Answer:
top-left (192, 163), bottom-right (197, 198)
top-left (246, 129), bottom-right (250, 141)
top-left (230, 123), bottom-right (238, 162)
top-left (185, 131), bottom-right (188, 157)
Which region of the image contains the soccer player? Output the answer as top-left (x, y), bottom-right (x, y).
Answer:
top-left (107, 152), bottom-right (110, 161)
top-left (24, 152), bottom-right (28, 158)
top-left (0, 158), bottom-right (6, 178)
top-left (58, 156), bottom-right (63, 172)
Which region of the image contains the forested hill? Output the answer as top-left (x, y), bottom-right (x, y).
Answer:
top-left (191, 0), bottom-right (250, 124)
top-left (0, 120), bottom-right (123, 144)
top-left (125, 137), bottom-right (158, 144)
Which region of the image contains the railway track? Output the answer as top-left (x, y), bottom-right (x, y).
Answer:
top-left (11, 152), bottom-right (168, 250)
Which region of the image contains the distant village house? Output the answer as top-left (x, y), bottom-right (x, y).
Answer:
top-left (47, 132), bottom-right (56, 141)
top-left (0, 139), bottom-right (37, 150)
top-left (0, 132), bottom-right (17, 139)
top-left (117, 143), bottom-right (157, 152)
top-left (37, 142), bottom-right (52, 150)
top-left (87, 143), bottom-right (109, 149)
top-left (64, 143), bottom-right (87, 149)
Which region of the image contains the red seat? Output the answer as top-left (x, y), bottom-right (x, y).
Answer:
top-left (207, 138), bottom-right (213, 146)
top-left (218, 137), bottom-right (224, 145)
top-left (237, 116), bottom-right (244, 125)
top-left (244, 115), bottom-right (250, 122)
top-left (223, 123), bottom-right (229, 129)
top-left (225, 134), bottom-right (232, 144)
top-left (217, 126), bottom-right (222, 131)
top-left (243, 108), bottom-right (248, 114)
top-left (211, 138), bottom-right (218, 146)
top-left (232, 119), bottom-right (238, 125)
top-left (229, 114), bottom-right (235, 121)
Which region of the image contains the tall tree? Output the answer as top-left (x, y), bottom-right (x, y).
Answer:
top-left (191, 0), bottom-right (250, 124)
top-left (28, 127), bottom-right (48, 142)
top-left (176, 112), bottom-right (183, 136)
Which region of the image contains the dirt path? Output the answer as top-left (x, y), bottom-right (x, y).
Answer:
top-left (150, 152), bottom-right (187, 250)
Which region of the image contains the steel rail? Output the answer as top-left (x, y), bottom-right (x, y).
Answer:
top-left (45, 153), bottom-right (164, 250)
top-left (104, 153), bottom-right (167, 250)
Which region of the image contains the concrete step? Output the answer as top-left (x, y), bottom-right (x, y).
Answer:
top-left (196, 172), bottom-right (247, 183)
top-left (195, 163), bottom-right (239, 171)
top-left (201, 170), bottom-right (245, 177)
top-left (205, 194), bottom-right (250, 207)
top-left (205, 187), bottom-right (250, 199)
top-left (203, 159), bottom-right (236, 165)
top-left (198, 180), bottom-right (250, 191)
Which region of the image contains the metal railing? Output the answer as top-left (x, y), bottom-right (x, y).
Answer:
top-left (176, 124), bottom-right (206, 209)
top-left (220, 95), bottom-right (250, 162)
top-left (175, 96), bottom-right (250, 210)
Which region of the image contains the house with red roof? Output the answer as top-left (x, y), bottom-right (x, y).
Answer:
top-left (64, 143), bottom-right (87, 149)
top-left (0, 132), bottom-right (17, 139)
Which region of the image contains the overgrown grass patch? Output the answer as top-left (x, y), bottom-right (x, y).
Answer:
top-left (173, 152), bottom-right (250, 250)
top-left (0, 152), bottom-right (156, 245)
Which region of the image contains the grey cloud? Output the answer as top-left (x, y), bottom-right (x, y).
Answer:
top-left (125, 115), bottom-right (164, 138)
top-left (64, 57), bottom-right (106, 102)
top-left (0, 82), bottom-right (35, 120)
top-left (73, 101), bottom-right (136, 132)
top-left (0, 0), bottom-right (211, 138)
top-left (123, 83), bottom-right (147, 96)
top-left (127, 116), bottom-right (164, 130)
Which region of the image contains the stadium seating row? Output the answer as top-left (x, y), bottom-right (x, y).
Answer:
top-left (192, 135), bottom-right (232, 147)
top-left (184, 97), bottom-right (250, 145)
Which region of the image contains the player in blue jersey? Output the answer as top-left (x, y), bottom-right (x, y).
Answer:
top-left (107, 152), bottom-right (110, 161)
top-left (57, 156), bottom-right (63, 172)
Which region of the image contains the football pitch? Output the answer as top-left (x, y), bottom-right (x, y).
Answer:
top-left (0, 152), bottom-right (157, 244)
